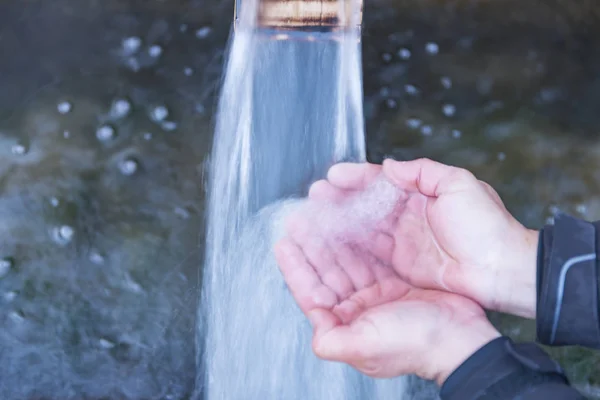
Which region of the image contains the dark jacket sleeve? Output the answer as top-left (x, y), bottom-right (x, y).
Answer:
top-left (440, 337), bottom-right (586, 400)
top-left (537, 212), bottom-right (600, 348)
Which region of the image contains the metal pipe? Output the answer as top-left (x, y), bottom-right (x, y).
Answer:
top-left (234, 0), bottom-right (363, 31)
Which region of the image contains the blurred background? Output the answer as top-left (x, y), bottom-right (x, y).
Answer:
top-left (0, 0), bottom-right (599, 398)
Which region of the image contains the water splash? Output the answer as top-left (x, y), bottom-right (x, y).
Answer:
top-left (196, 0), bottom-right (437, 399)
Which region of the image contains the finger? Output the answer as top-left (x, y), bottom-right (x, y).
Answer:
top-left (334, 277), bottom-right (409, 323)
top-left (365, 231), bottom-right (395, 265)
top-left (327, 162), bottom-right (382, 191)
top-left (382, 158), bottom-right (477, 197)
top-left (308, 179), bottom-right (353, 204)
top-left (333, 244), bottom-right (376, 291)
top-left (301, 236), bottom-right (355, 302)
top-left (274, 239), bottom-right (338, 312)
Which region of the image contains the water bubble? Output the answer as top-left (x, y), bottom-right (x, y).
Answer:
top-left (89, 251), bottom-right (105, 265)
top-left (49, 197), bottom-right (60, 207)
top-left (0, 257), bottom-right (14, 278)
top-left (57, 101), bottom-right (72, 114)
top-left (381, 53), bottom-right (392, 62)
top-left (451, 129), bottom-right (462, 139)
top-left (63, 130), bottom-right (70, 138)
top-left (143, 132), bottom-right (153, 141)
top-left (150, 105), bottom-right (169, 122)
top-left (420, 125), bottom-right (433, 136)
top-left (11, 143), bottom-right (27, 155)
top-left (195, 104), bottom-right (206, 114)
top-left (96, 125), bottom-right (116, 141)
top-left (111, 98), bottom-right (132, 118)
top-left (442, 104), bottom-right (456, 117)
top-left (545, 216), bottom-right (555, 225)
top-left (184, 67), bottom-right (194, 76)
top-left (425, 42), bottom-right (439, 55)
top-left (180, 24), bottom-right (188, 32)
top-left (404, 84), bottom-right (419, 95)
top-left (195, 26), bottom-right (212, 39)
top-left (397, 48), bottom-right (411, 60)
top-left (125, 274), bottom-right (143, 293)
top-left (148, 45), bottom-right (163, 58)
top-left (497, 152), bottom-right (506, 161)
top-left (576, 203), bottom-right (587, 214)
top-left (118, 158), bottom-right (139, 176)
top-left (53, 225), bottom-right (75, 245)
top-left (385, 99), bottom-right (397, 109)
top-left (122, 36), bottom-right (142, 54)
top-left (549, 205), bottom-right (560, 215)
top-left (99, 338), bottom-right (116, 349)
top-left (440, 76), bottom-right (452, 89)
top-left (406, 118), bottom-right (422, 129)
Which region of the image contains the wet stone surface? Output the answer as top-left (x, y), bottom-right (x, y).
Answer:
top-left (1, 0), bottom-right (600, 399)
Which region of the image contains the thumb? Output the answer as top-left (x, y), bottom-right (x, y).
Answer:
top-left (312, 322), bottom-right (365, 363)
top-left (382, 158), bottom-right (476, 197)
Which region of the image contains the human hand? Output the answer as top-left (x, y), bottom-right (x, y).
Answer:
top-left (273, 188), bottom-right (501, 385)
top-left (310, 158), bottom-right (538, 319)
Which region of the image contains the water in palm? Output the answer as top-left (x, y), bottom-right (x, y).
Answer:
top-left (196, 0), bottom-right (437, 398)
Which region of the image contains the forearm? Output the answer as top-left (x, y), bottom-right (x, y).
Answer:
top-left (440, 336), bottom-right (586, 400)
top-left (536, 212), bottom-right (600, 348)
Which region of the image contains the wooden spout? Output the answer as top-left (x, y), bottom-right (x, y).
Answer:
top-left (235, 0), bottom-right (363, 30)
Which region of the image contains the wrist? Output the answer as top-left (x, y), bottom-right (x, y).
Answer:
top-left (431, 319), bottom-right (501, 386)
top-left (493, 226), bottom-right (538, 319)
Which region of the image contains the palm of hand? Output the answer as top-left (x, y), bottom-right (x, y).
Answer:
top-left (274, 176), bottom-right (488, 379)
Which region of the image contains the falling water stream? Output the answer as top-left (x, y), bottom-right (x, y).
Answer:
top-left (197, 0), bottom-right (437, 398)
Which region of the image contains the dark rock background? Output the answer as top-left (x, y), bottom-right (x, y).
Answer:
top-left (0, 0), bottom-right (599, 398)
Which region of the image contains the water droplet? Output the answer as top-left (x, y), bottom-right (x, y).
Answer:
top-left (379, 87), bottom-right (391, 97)
top-left (497, 152), bottom-right (506, 161)
top-left (99, 338), bottom-right (116, 349)
top-left (118, 158), bottom-right (139, 176)
top-left (440, 76), bottom-right (452, 89)
top-left (53, 225), bottom-right (75, 245)
top-left (420, 125), bottom-right (433, 136)
top-left (49, 197), bottom-right (60, 207)
top-left (148, 45), bottom-right (163, 58)
top-left (404, 84), bottom-right (419, 95)
top-left (174, 207), bottom-right (191, 219)
top-left (11, 143), bottom-right (27, 155)
top-left (3, 291), bottom-right (16, 302)
top-left (195, 26), bottom-right (212, 39)
top-left (545, 216), bottom-right (555, 225)
top-left (180, 24), bottom-right (188, 32)
top-left (96, 125), bottom-right (115, 142)
top-left (549, 205), bottom-right (560, 215)
top-left (150, 106), bottom-right (169, 122)
top-left (385, 99), bottom-right (397, 108)
top-left (184, 67), bottom-right (194, 76)
top-left (9, 310), bottom-right (25, 323)
top-left (89, 251), bottom-right (105, 265)
top-left (0, 257), bottom-right (14, 278)
top-left (63, 130), bottom-right (70, 138)
top-left (425, 42), bottom-right (439, 55)
top-left (451, 129), bottom-right (462, 139)
top-left (122, 37), bottom-right (142, 54)
top-left (442, 104), bottom-right (456, 117)
top-left (143, 132), bottom-right (153, 141)
top-left (576, 203), bottom-right (587, 214)
top-left (111, 99), bottom-right (132, 118)
top-left (124, 274), bottom-right (143, 293)
top-left (195, 104), bottom-right (206, 114)
top-left (57, 101), bottom-right (72, 114)
top-left (381, 53), bottom-right (392, 62)
top-left (397, 48), bottom-right (411, 60)
top-left (161, 121), bottom-right (178, 131)
top-left (406, 118), bottom-right (422, 129)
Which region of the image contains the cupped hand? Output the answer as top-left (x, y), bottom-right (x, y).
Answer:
top-left (310, 158), bottom-right (539, 319)
top-left (274, 195), bottom-right (500, 385)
